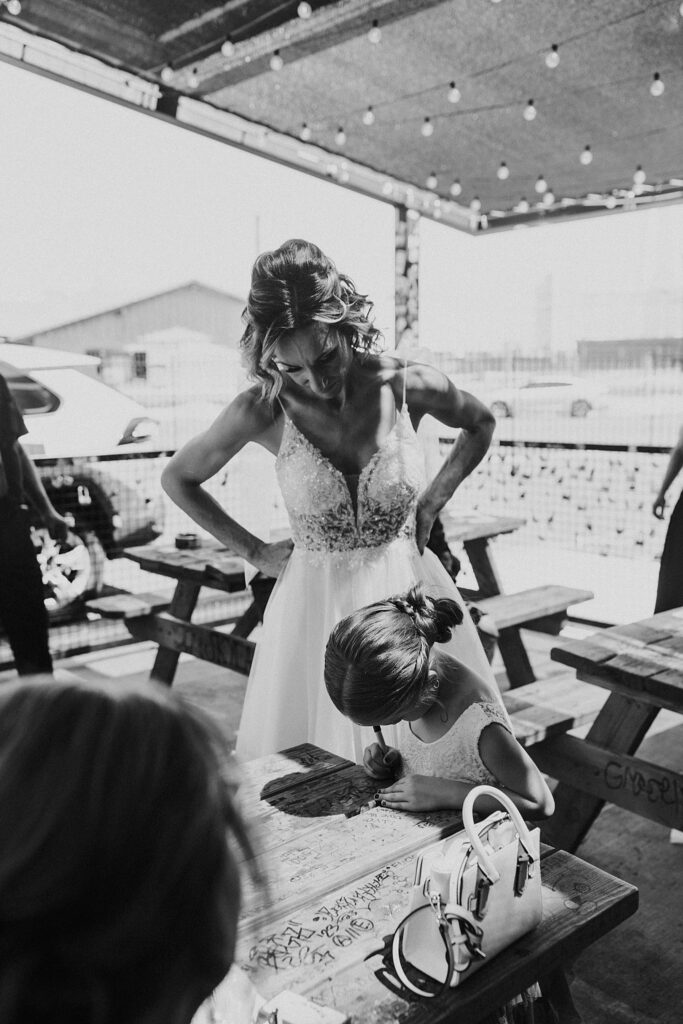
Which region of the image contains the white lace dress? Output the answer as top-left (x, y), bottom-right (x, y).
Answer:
top-left (234, 404), bottom-right (500, 763)
top-left (397, 701), bottom-right (512, 783)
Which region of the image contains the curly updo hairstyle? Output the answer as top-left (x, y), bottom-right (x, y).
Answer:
top-left (0, 676), bottom-right (257, 1024)
top-left (324, 584), bottom-right (464, 726)
top-left (240, 238), bottom-right (383, 402)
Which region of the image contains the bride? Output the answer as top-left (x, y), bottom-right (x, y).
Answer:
top-left (161, 239), bottom-right (497, 762)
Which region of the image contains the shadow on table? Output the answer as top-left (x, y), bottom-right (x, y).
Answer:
top-left (259, 769), bottom-right (378, 818)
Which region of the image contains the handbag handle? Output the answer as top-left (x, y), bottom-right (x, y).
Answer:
top-left (462, 785), bottom-right (536, 884)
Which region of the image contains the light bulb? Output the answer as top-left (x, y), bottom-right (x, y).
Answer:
top-left (605, 195), bottom-right (617, 209)
top-left (534, 174), bottom-right (548, 193)
top-left (469, 197), bottom-right (482, 212)
top-left (580, 145), bottom-right (593, 165)
top-left (270, 50), bottom-right (284, 71)
top-left (448, 81), bottom-right (461, 104)
top-left (426, 172), bottom-right (438, 190)
top-left (633, 165), bottom-right (646, 185)
top-left (221, 38), bottom-right (234, 57)
top-left (300, 122), bottom-right (312, 141)
top-left (449, 179), bottom-right (462, 197)
top-left (6, 0), bottom-right (21, 12)
top-left (362, 106), bottom-right (375, 126)
top-left (542, 190), bottom-right (555, 206)
top-left (421, 117), bottom-right (434, 137)
top-left (523, 99), bottom-right (537, 121)
top-left (188, 67), bottom-right (199, 89)
top-left (515, 197), bottom-right (530, 213)
top-left (160, 65), bottom-right (174, 83)
top-left (368, 19), bottom-right (381, 43)
top-left (297, 1), bottom-right (312, 18)
top-left (381, 181), bottom-right (394, 196)
top-left (335, 126), bottom-right (346, 146)
top-left (497, 161), bottom-right (510, 180)
top-left (650, 72), bottom-right (664, 97)
top-left (545, 44), bottom-right (560, 69)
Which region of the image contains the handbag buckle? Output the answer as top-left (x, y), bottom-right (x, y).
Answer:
top-left (468, 864), bottom-right (493, 920)
top-left (514, 845), bottom-right (531, 896)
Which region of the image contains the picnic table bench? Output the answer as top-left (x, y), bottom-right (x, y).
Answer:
top-left (217, 743), bottom-right (638, 1024)
top-left (441, 511), bottom-right (593, 687)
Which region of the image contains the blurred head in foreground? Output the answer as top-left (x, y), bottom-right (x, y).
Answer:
top-left (0, 676), bottom-right (254, 1024)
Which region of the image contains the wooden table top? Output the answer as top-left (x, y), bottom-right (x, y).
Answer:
top-left (551, 608), bottom-right (683, 713)
top-left (227, 744), bottom-right (638, 1024)
top-left (124, 541), bottom-right (247, 591)
top-left (440, 510), bottom-right (526, 543)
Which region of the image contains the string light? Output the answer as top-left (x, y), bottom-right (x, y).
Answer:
top-left (448, 81), bottom-right (461, 104)
top-left (270, 50), bottom-right (284, 71)
top-left (335, 126), bottom-right (346, 145)
top-left (469, 197), bottom-right (482, 212)
top-left (535, 174), bottom-right (548, 193)
top-left (421, 117), bottom-right (434, 137)
top-left (542, 190), bottom-right (555, 206)
top-left (299, 122), bottom-right (312, 141)
top-left (449, 180), bottom-right (462, 197)
top-left (368, 19), bottom-right (382, 43)
top-left (523, 99), bottom-right (537, 121)
top-left (515, 197), bottom-right (530, 213)
top-left (4, 0), bottom-right (21, 13)
top-left (381, 181), bottom-right (394, 196)
top-left (426, 172), bottom-right (438, 189)
top-left (297, 1), bottom-right (312, 17)
top-left (221, 38), bottom-right (234, 57)
top-left (545, 44), bottom-right (560, 69)
top-left (497, 161), bottom-right (510, 180)
top-left (187, 67), bottom-right (199, 89)
top-left (580, 145), bottom-right (593, 165)
top-left (633, 165), bottom-right (646, 185)
top-left (650, 72), bottom-right (664, 97)
top-left (160, 65), bottom-right (174, 83)
top-left (362, 106), bottom-right (375, 126)
top-left (605, 195), bottom-right (617, 209)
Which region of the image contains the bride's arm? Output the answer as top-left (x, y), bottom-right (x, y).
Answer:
top-left (161, 389), bottom-right (293, 578)
top-left (400, 363), bottom-right (496, 552)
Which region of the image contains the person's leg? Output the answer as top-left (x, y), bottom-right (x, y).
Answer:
top-left (655, 492), bottom-right (683, 614)
top-left (0, 505), bottom-right (53, 676)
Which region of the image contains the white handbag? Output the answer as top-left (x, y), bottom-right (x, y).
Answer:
top-left (389, 785), bottom-right (542, 998)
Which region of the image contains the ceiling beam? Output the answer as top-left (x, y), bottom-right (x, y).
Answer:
top-left (171, 0), bottom-right (452, 93)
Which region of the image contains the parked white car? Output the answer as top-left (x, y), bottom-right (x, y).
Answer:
top-left (481, 377), bottom-right (603, 418)
top-left (0, 343), bottom-right (163, 617)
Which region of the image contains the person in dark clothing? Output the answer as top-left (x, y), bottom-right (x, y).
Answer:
top-left (653, 423), bottom-right (683, 614)
top-left (0, 373), bottom-right (68, 676)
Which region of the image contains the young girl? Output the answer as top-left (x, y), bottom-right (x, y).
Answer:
top-left (324, 583), bottom-right (554, 819)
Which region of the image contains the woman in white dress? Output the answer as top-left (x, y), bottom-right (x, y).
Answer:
top-left (161, 239), bottom-right (497, 763)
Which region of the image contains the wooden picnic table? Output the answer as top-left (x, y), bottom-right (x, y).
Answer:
top-left (221, 743), bottom-right (638, 1024)
top-left (530, 608), bottom-right (683, 852)
top-left (440, 510), bottom-right (593, 688)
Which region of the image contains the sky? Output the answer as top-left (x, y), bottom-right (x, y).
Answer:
top-left (2, 58), bottom-right (683, 354)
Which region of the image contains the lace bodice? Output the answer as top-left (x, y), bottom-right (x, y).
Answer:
top-left (397, 701), bottom-right (512, 785)
top-left (276, 406), bottom-right (426, 559)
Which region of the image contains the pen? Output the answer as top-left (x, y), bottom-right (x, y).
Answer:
top-left (344, 798), bottom-right (380, 819)
top-left (373, 725), bottom-right (388, 752)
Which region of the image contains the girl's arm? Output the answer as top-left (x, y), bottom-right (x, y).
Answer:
top-left (378, 726), bottom-right (554, 819)
top-left (397, 363), bottom-right (496, 552)
top-left (653, 424), bottom-right (683, 518)
top-left (161, 389), bottom-right (293, 578)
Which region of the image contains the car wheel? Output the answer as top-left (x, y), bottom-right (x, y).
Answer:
top-left (490, 400), bottom-right (512, 418)
top-left (32, 527), bottom-right (106, 620)
top-left (570, 399), bottom-right (591, 417)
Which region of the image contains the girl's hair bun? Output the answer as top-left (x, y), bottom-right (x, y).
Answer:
top-left (392, 583), bottom-right (463, 644)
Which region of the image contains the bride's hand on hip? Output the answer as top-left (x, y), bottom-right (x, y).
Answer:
top-left (254, 538), bottom-right (294, 578)
top-left (415, 501), bottom-right (437, 555)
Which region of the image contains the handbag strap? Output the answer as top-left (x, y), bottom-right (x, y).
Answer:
top-left (462, 785), bottom-right (537, 883)
top-left (390, 898), bottom-right (484, 999)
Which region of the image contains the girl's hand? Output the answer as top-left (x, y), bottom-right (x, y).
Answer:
top-left (254, 538), bottom-right (294, 578)
top-left (653, 496), bottom-right (666, 519)
top-left (362, 743), bottom-right (402, 780)
top-left (378, 774), bottom-right (443, 812)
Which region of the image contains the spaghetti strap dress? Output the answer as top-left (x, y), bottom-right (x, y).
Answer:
top-left (234, 394), bottom-right (500, 764)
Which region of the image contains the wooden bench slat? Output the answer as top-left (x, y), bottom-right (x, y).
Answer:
top-left (477, 585), bottom-right (594, 631)
top-left (85, 591), bottom-right (171, 619)
top-left (503, 674), bottom-right (606, 747)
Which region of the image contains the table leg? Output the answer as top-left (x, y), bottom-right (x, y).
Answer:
top-left (497, 626), bottom-right (536, 688)
top-left (537, 692), bottom-right (658, 852)
top-left (149, 580), bottom-right (200, 686)
top-left (464, 537), bottom-right (505, 598)
top-left (539, 966), bottom-right (583, 1023)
